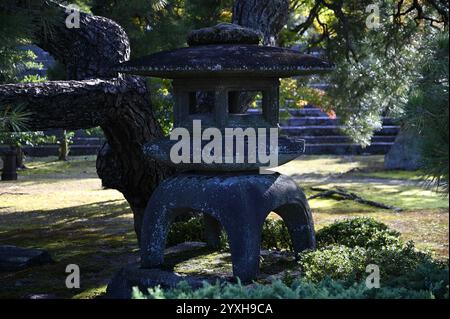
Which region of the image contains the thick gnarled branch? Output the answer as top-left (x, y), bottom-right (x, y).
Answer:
top-left (309, 187), bottom-right (403, 212)
top-left (0, 79), bottom-right (120, 131)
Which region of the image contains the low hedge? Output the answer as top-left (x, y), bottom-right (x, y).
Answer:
top-left (155, 217), bottom-right (449, 299)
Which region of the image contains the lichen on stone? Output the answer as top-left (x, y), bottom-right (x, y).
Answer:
top-left (187, 23), bottom-right (262, 46)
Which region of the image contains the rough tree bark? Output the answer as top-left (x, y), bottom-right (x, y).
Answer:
top-left (0, 0), bottom-right (290, 242)
top-left (232, 0), bottom-right (291, 111)
top-left (233, 0), bottom-right (290, 46)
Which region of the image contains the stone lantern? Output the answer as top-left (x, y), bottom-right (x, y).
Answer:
top-left (116, 23), bottom-right (333, 282)
top-left (1, 149), bottom-right (18, 181)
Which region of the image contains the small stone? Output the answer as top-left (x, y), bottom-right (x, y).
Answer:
top-left (165, 242), bottom-right (207, 255)
top-left (105, 263), bottom-right (222, 299)
top-left (0, 245), bottom-right (54, 272)
top-left (187, 23), bottom-right (262, 46)
top-left (25, 294), bottom-right (59, 299)
top-left (15, 279), bottom-right (33, 287)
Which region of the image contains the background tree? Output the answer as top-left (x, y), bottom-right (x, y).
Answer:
top-left (280, 0), bottom-right (448, 190)
top-left (282, 0), bottom-right (448, 145)
top-left (0, 58), bottom-right (56, 168)
top-left (403, 33), bottom-right (449, 192)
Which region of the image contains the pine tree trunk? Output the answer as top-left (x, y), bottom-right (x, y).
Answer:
top-left (232, 0), bottom-right (291, 111)
top-left (0, 0), bottom-right (290, 241)
top-left (233, 0), bottom-right (290, 46)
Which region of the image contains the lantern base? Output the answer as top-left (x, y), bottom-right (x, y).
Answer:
top-left (140, 172), bottom-right (315, 283)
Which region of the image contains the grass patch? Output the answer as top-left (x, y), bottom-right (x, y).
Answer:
top-left (1, 157), bottom-right (133, 299)
top-left (16, 156), bottom-right (98, 179)
top-left (353, 170), bottom-right (425, 181)
top-left (305, 183), bottom-right (449, 212)
top-left (277, 155), bottom-right (386, 177)
top-left (0, 199), bottom-right (137, 299)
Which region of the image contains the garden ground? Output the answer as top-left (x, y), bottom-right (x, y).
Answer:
top-left (0, 155), bottom-right (448, 298)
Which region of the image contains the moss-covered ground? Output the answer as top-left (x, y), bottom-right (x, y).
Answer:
top-left (0, 155), bottom-right (448, 298)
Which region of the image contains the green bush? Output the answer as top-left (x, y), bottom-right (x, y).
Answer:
top-left (167, 216), bottom-right (204, 247)
top-left (299, 243), bottom-right (438, 282)
top-left (316, 217), bottom-right (402, 249)
top-left (299, 246), bottom-right (367, 282)
top-left (298, 217), bottom-right (449, 299)
top-left (261, 219), bottom-right (292, 251)
top-left (167, 216), bottom-right (293, 251)
top-left (133, 278), bottom-right (436, 300)
top-left (382, 258), bottom-right (449, 299)
top-left (366, 242), bottom-right (431, 281)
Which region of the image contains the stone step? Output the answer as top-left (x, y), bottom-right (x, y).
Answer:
top-left (301, 135), bottom-right (397, 144)
top-left (72, 137), bottom-right (105, 146)
top-left (282, 117), bottom-right (398, 126)
top-left (19, 145), bottom-right (100, 157)
top-left (249, 108), bottom-right (398, 126)
top-left (304, 143), bottom-right (394, 155)
top-left (309, 83), bottom-right (330, 90)
top-left (281, 125), bottom-right (400, 137)
top-left (380, 118), bottom-right (398, 126)
top-left (21, 69), bottom-right (48, 77)
top-left (288, 108), bottom-right (327, 117)
top-left (283, 117), bottom-right (336, 126)
top-left (302, 104), bottom-right (321, 109)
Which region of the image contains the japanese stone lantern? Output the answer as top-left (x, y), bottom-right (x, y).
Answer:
top-left (1, 149), bottom-right (18, 181)
top-left (116, 23), bottom-right (333, 282)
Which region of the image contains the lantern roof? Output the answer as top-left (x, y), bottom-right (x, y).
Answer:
top-left (116, 23), bottom-right (333, 79)
top-left (117, 44), bottom-right (333, 79)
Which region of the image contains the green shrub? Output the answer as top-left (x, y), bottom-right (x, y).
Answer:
top-left (261, 219), bottom-right (292, 251)
top-left (377, 255), bottom-right (449, 299)
top-left (167, 216), bottom-right (204, 247)
top-left (298, 218), bottom-right (448, 297)
top-left (299, 246), bottom-right (367, 282)
top-left (298, 243), bottom-right (437, 282)
top-left (132, 278), bottom-right (436, 300)
top-left (366, 241), bottom-right (431, 281)
top-left (167, 217), bottom-right (293, 251)
top-left (316, 217), bottom-right (402, 249)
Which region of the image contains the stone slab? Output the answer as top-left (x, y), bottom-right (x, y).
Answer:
top-left (0, 245), bottom-right (54, 272)
top-left (105, 263), bottom-right (223, 299)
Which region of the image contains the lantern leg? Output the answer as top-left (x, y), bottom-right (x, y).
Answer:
top-left (221, 218), bottom-right (263, 283)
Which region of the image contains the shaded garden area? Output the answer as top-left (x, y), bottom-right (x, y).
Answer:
top-left (0, 155), bottom-right (447, 298)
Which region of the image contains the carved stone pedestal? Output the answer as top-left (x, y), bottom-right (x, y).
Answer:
top-left (140, 172), bottom-right (315, 282)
